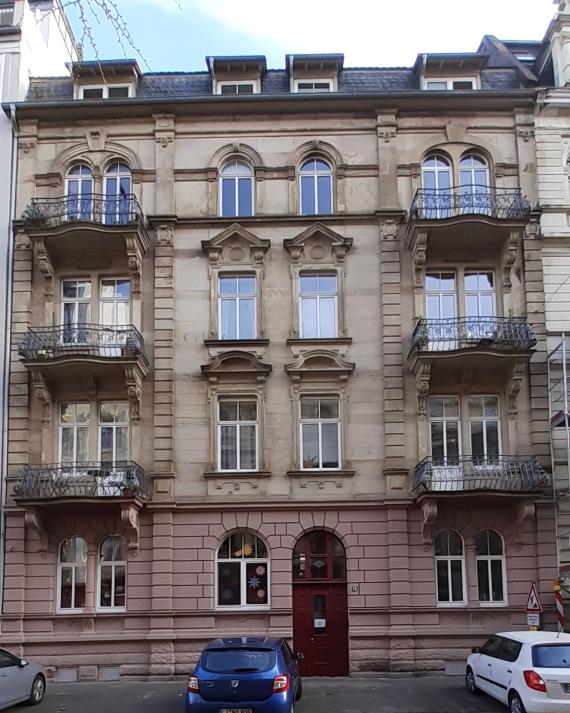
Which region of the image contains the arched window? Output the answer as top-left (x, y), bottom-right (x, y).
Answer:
top-left (104, 161), bottom-right (132, 225)
top-left (220, 160), bottom-right (254, 217)
top-left (299, 158), bottom-right (333, 215)
top-left (475, 529), bottom-right (505, 603)
top-left (434, 529), bottom-right (465, 604)
top-left (459, 153), bottom-right (490, 214)
top-left (216, 532), bottom-right (268, 608)
top-left (421, 154), bottom-right (452, 219)
top-left (65, 164), bottom-right (93, 221)
top-left (58, 536), bottom-right (87, 611)
top-left (293, 530), bottom-right (346, 581)
top-left (98, 535), bottom-right (127, 609)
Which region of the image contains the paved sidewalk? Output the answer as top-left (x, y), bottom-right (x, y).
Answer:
top-left (13, 676), bottom-right (505, 713)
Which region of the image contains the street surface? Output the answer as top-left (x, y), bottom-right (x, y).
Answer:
top-left (10, 676), bottom-right (506, 713)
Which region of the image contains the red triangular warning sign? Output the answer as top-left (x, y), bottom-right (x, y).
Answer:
top-left (525, 583), bottom-right (543, 613)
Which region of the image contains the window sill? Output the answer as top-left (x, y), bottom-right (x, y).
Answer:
top-left (436, 602), bottom-right (468, 608)
top-left (204, 338), bottom-right (270, 348)
top-left (215, 605), bottom-right (271, 612)
top-left (287, 337), bottom-right (352, 347)
top-left (287, 469), bottom-right (355, 478)
top-left (204, 470), bottom-right (272, 479)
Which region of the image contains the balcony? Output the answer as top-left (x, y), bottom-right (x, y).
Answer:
top-left (411, 317), bottom-right (536, 355)
top-left (413, 456), bottom-right (549, 495)
top-left (410, 186), bottom-right (530, 222)
top-left (19, 194), bottom-right (150, 298)
top-left (18, 325), bottom-right (148, 423)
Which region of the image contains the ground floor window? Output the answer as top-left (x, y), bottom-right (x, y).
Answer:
top-left (58, 536), bottom-right (87, 612)
top-left (434, 529), bottom-right (465, 605)
top-left (98, 535), bottom-right (127, 610)
top-left (476, 529), bottom-right (506, 603)
top-left (216, 531), bottom-right (269, 608)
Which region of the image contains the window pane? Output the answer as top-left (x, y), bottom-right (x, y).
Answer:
top-left (300, 275), bottom-right (318, 294)
top-left (217, 562), bottom-right (241, 606)
top-left (237, 178), bottom-right (252, 217)
top-left (488, 531), bottom-right (503, 555)
top-left (465, 295), bottom-right (479, 317)
top-left (448, 531), bottom-right (463, 556)
top-left (246, 562), bottom-right (268, 605)
top-left (60, 568), bottom-right (73, 608)
top-left (302, 423), bottom-right (319, 468)
top-left (477, 560), bottom-right (490, 601)
top-left (318, 275), bottom-right (337, 293)
top-left (319, 297), bottom-right (336, 337)
top-left (436, 560), bottom-right (450, 601)
top-left (428, 398), bottom-right (443, 418)
top-left (220, 299), bottom-right (237, 340)
top-left (239, 402), bottom-right (257, 421)
top-left (486, 421), bottom-right (500, 458)
top-left (115, 403), bottom-right (129, 423)
top-left (256, 537), bottom-right (267, 559)
top-left (484, 397), bottom-right (499, 418)
top-left (332, 556), bottom-right (346, 579)
top-left (310, 556), bottom-right (328, 580)
top-left (237, 276), bottom-right (256, 294)
top-left (468, 398), bottom-right (483, 418)
top-left (100, 427), bottom-right (114, 462)
top-left (76, 426), bottom-right (89, 462)
top-left (427, 81), bottom-right (448, 90)
top-left (446, 422), bottom-right (460, 460)
top-left (220, 425), bottom-right (237, 470)
top-left (317, 175), bottom-right (332, 214)
top-left (239, 298), bottom-right (255, 339)
top-left (99, 402), bottom-right (115, 423)
top-left (219, 401), bottom-right (238, 421)
top-left (442, 295), bottom-right (456, 318)
top-left (75, 567), bottom-right (86, 608)
top-left (239, 425), bottom-right (257, 470)
top-left (319, 399), bottom-right (339, 419)
top-left (100, 565), bottom-right (112, 607)
top-left (100, 537), bottom-right (115, 562)
top-left (434, 531), bottom-right (448, 557)
top-left (300, 399), bottom-right (319, 419)
top-left (301, 175), bottom-right (315, 215)
top-left (218, 536), bottom-right (230, 559)
top-left (114, 565), bottom-right (126, 607)
top-left (116, 427), bottom-right (129, 461)
top-left (301, 297), bottom-right (318, 338)
top-left (221, 178), bottom-right (236, 217)
top-left (61, 428), bottom-right (74, 462)
top-left (321, 423), bottom-right (339, 468)
top-left (480, 294), bottom-right (494, 317)
top-left (470, 421), bottom-right (484, 456)
top-left (219, 276), bottom-right (237, 294)
top-left (491, 560), bottom-right (504, 601)
top-left (450, 560), bottom-right (463, 601)
top-left (430, 422), bottom-right (444, 459)
top-left (443, 398), bottom-right (459, 419)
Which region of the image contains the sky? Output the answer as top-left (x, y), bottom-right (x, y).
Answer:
top-left (67, 0), bottom-right (558, 73)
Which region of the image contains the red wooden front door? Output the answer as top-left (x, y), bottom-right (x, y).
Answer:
top-left (292, 531), bottom-right (349, 677)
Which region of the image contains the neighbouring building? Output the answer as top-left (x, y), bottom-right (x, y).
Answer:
top-left (0, 0), bottom-right (76, 627)
top-left (0, 36), bottom-right (560, 679)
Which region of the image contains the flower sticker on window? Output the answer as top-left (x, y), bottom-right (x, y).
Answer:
top-left (242, 543), bottom-right (253, 557)
top-left (256, 565), bottom-right (266, 576)
top-left (257, 589), bottom-right (265, 599)
top-left (248, 575), bottom-right (260, 589)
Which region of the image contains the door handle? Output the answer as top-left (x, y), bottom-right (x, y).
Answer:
top-left (507, 669), bottom-right (512, 674)
top-left (487, 663), bottom-right (492, 667)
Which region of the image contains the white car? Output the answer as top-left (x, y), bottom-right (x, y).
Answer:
top-left (0, 648), bottom-right (46, 710)
top-left (466, 631), bottom-right (570, 713)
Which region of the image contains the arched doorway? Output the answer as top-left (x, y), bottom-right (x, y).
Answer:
top-left (292, 530), bottom-right (349, 676)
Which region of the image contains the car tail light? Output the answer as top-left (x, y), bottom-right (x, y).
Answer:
top-left (523, 670), bottom-right (546, 693)
top-left (273, 674), bottom-right (290, 693)
top-left (187, 676), bottom-right (199, 693)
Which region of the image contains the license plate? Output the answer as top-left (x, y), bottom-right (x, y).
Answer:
top-left (220, 709), bottom-right (253, 713)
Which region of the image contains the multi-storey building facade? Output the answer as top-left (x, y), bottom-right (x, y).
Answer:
top-left (0, 44), bottom-right (559, 679)
top-left (0, 0), bottom-right (76, 625)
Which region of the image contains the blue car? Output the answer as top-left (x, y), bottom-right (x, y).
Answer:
top-left (185, 637), bottom-right (303, 713)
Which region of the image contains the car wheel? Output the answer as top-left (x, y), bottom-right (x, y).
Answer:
top-left (509, 692), bottom-right (526, 713)
top-left (465, 668), bottom-right (480, 696)
top-left (295, 678), bottom-right (303, 701)
top-left (28, 674), bottom-right (46, 706)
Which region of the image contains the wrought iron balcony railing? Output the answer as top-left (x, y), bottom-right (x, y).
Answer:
top-left (410, 186), bottom-right (530, 221)
top-left (413, 456), bottom-right (549, 494)
top-left (18, 324), bottom-right (148, 364)
top-left (411, 317), bottom-right (536, 353)
top-left (14, 461), bottom-right (149, 501)
top-left (20, 193), bottom-right (148, 234)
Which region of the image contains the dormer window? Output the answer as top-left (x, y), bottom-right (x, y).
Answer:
top-left (424, 78), bottom-right (476, 91)
top-left (294, 80), bottom-right (334, 93)
top-left (217, 80), bottom-right (257, 95)
top-left (79, 85), bottom-right (131, 100)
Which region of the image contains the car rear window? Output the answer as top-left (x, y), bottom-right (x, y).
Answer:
top-left (532, 644), bottom-right (570, 668)
top-left (201, 649), bottom-right (275, 673)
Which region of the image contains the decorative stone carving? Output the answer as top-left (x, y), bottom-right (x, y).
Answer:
top-left (86, 129), bottom-right (106, 152)
top-left (125, 235), bottom-right (144, 298)
top-left (285, 349), bottom-right (355, 386)
top-left (507, 360), bottom-right (526, 418)
top-left (121, 502), bottom-right (142, 553)
top-left (299, 480), bottom-right (344, 489)
top-left (502, 230), bottom-right (520, 292)
top-left (156, 224), bottom-right (175, 247)
top-left (32, 239), bottom-right (55, 302)
top-left (516, 127), bottom-right (535, 142)
top-left (201, 351), bottom-right (272, 383)
top-left (412, 231), bottom-right (428, 290)
top-left (24, 509), bottom-right (48, 554)
top-left (202, 224), bottom-right (270, 267)
top-left (414, 362), bottom-right (432, 418)
top-left (380, 220), bottom-right (400, 241)
top-left (154, 114), bottom-right (175, 148)
top-left (30, 368), bottom-right (52, 426)
top-left (283, 223), bottom-right (353, 264)
top-left (123, 365), bottom-right (143, 424)
top-left (376, 113), bottom-right (398, 143)
top-left (420, 499), bottom-right (438, 548)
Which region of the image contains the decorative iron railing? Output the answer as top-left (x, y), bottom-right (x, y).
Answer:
top-left (20, 193), bottom-right (148, 235)
top-left (14, 461), bottom-right (149, 500)
top-left (18, 324), bottom-right (148, 364)
top-left (413, 456), bottom-right (549, 494)
top-left (410, 186), bottom-right (530, 221)
top-left (411, 317), bottom-right (536, 353)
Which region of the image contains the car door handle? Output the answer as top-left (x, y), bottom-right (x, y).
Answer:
top-left (507, 669), bottom-right (512, 674)
top-left (487, 663), bottom-right (492, 667)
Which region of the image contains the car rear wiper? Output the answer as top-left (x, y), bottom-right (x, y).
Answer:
top-left (233, 667), bottom-right (259, 673)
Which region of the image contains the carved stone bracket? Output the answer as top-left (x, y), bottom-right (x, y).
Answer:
top-left (121, 502), bottom-right (141, 553)
top-left (376, 112), bottom-right (398, 143)
top-left (25, 509), bottom-right (48, 554)
top-left (380, 219), bottom-right (400, 241)
top-left (420, 499), bottom-right (438, 548)
top-left (32, 239), bottom-right (55, 302)
top-left (513, 500), bottom-right (535, 549)
top-left (412, 231), bottom-right (428, 290)
top-left (507, 360), bottom-right (526, 418)
top-left (156, 223), bottom-right (175, 247)
top-left (123, 365), bottom-right (143, 424)
top-left (154, 114), bottom-right (175, 148)
top-left (501, 230), bottom-right (520, 293)
top-left (414, 361), bottom-right (432, 418)
top-left (125, 235), bottom-right (143, 298)
top-left (30, 368), bottom-right (52, 426)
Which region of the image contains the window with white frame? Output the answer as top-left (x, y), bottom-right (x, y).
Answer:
top-left (476, 529), bottom-right (506, 604)
top-left (294, 79), bottom-right (333, 93)
top-left (100, 278), bottom-right (131, 328)
top-left (58, 536), bottom-right (87, 611)
top-left (62, 279), bottom-right (91, 345)
top-left (218, 399), bottom-right (258, 471)
top-left (300, 397), bottom-right (340, 470)
top-left (59, 403), bottom-right (90, 464)
top-left (218, 274), bottom-right (256, 340)
top-left (299, 158), bottom-right (333, 215)
top-left (216, 531), bottom-right (269, 607)
top-left (300, 273), bottom-right (337, 339)
top-left (468, 396), bottom-right (500, 462)
top-left (98, 535), bottom-right (127, 610)
top-left (220, 160), bottom-right (254, 217)
top-left (434, 530), bottom-right (465, 605)
top-left (79, 85), bottom-right (131, 99)
top-left (99, 402), bottom-right (129, 464)
top-left (424, 78), bottom-right (476, 90)
top-left (65, 164), bottom-right (93, 221)
top-left (428, 397), bottom-right (460, 464)
top-left (217, 81), bottom-right (256, 95)
top-left (104, 162), bottom-right (132, 225)
top-left (464, 272), bottom-right (495, 319)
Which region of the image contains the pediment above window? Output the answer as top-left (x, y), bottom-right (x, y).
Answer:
top-left (202, 223), bottom-right (270, 266)
top-left (285, 349), bottom-right (355, 383)
top-left (284, 223), bottom-right (353, 264)
top-left (201, 350), bottom-right (272, 383)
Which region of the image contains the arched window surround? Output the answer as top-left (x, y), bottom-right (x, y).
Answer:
top-left (434, 529), bottom-right (466, 607)
top-left (219, 159), bottom-right (255, 218)
top-left (97, 535), bottom-right (128, 611)
top-left (57, 536), bottom-right (87, 613)
top-left (299, 157), bottom-right (334, 216)
top-left (292, 529), bottom-right (346, 582)
top-left (215, 531), bottom-right (270, 609)
top-left (475, 529), bottom-right (507, 606)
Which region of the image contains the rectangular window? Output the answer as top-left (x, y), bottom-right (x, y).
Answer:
top-left (218, 399), bottom-right (258, 472)
top-left (436, 558), bottom-right (464, 603)
top-left (464, 272), bottom-right (495, 318)
top-left (100, 278), bottom-right (131, 328)
top-left (219, 82), bottom-right (256, 95)
top-left (218, 274), bottom-right (256, 340)
top-left (295, 80), bottom-right (333, 93)
top-left (99, 402), bottom-right (129, 463)
top-left (81, 87), bottom-right (104, 99)
top-left (62, 280), bottom-right (92, 345)
top-left (300, 273), bottom-right (338, 339)
top-left (425, 79), bottom-right (475, 91)
top-left (59, 403), bottom-right (90, 464)
top-left (80, 85), bottom-right (131, 99)
top-left (477, 558), bottom-right (505, 603)
top-left (300, 397), bottom-right (340, 470)
top-left (425, 272), bottom-right (456, 320)
top-left (428, 397), bottom-right (460, 462)
top-left (108, 86), bottom-right (130, 98)
top-left (469, 396), bottom-right (500, 461)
